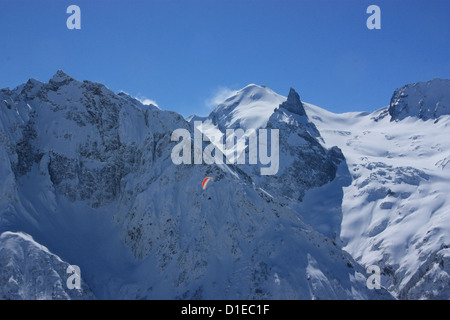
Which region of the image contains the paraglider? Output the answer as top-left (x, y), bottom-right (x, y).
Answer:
top-left (202, 177), bottom-right (213, 190)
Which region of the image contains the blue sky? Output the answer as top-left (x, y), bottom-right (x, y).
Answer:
top-left (1, 0), bottom-right (449, 117)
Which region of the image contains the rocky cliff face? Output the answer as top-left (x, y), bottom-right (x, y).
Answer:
top-left (259, 88), bottom-right (345, 203)
top-left (388, 78), bottom-right (450, 121)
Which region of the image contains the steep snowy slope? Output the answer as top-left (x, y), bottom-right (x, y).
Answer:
top-left (0, 231), bottom-right (95, 299)
top-left (0, 72), bottom-right (391, 299)
top-left (115, 161), bottom-right (390, 299)
top-left (305, 91), bottom-right (450, 299)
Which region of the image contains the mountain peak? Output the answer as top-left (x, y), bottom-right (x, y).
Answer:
top-left (49, 70), bottom-right (74, 83)
top-left (233, 84), bottom-right (273, 101)
top-left (209, 84), bottom-right (285, 130)
top-left (279, 88), bottom-right (306, 116)
top-left (287, 88), bottom-right (300, 103)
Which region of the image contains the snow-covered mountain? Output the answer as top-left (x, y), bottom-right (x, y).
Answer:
top-left (208, 84), bottom-right (285, 131)
top-left (191, 79), bottom-right (450, 299)
top-left (1, 71), bottom-right (447, 300)
top-left (194, 86), bottom-right (348, 239)
top-left (0, 71), bottom-right (394, 300)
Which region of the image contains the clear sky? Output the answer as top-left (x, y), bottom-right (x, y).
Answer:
top-left (1, 0), bottom-right (449, 117)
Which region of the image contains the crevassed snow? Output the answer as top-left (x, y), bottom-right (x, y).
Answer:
top-left (305, 102), bottom-right (450, 299)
